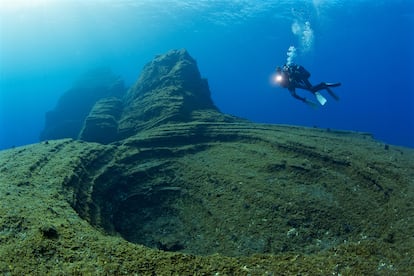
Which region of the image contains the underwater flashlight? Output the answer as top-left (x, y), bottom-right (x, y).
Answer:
top-left (275, 74), bottom-right (283, 83)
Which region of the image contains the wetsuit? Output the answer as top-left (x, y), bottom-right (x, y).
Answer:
top-left (277, 64), bottom-right (341, 104)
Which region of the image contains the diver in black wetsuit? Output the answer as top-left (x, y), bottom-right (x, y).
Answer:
top-left (275, 64), bottom-right (341, 106)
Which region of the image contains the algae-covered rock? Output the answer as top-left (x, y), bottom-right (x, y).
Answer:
top-left (118, 49), bottom-right (239, 138)
top-left (1, 127), bottom-right (413, 275)
top-left (40, 68), bottom-right (125, 141)
top-left (79, 97), bottom-right (123, 144)
top-left (2, 50), bottom-right (414, 275)
top-left (40, 49), bottom-right (237, 143)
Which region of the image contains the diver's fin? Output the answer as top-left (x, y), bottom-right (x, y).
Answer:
top-left (326, 87), bottom-right (340, 100)
top-left (315, 92), bottom-right (327, 105)
top-left (325, 82), bottom-right (341, 87)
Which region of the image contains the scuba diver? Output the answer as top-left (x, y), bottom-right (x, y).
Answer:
top-left (275, 64), bottom-right (341, 106)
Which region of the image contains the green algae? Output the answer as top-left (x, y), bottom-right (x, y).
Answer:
top-left (1, 123), bottom-right (413, 275)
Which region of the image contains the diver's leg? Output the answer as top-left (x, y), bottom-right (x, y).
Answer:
top-left (289, 89), bottom-right (306, 102)
top-left (289, 88), bottom-right (310, 102)
top-left (289, 88), bottom-right (318, 107)
top-left (312, 82), bottom-right (341, 92)
top-left (311, 82), bottom-right (326, 92)
top-left (292, 93), bottom-right (308, 102)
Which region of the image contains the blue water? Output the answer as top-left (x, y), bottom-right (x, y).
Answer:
top-left (1, 0), bottom-right (413, 150)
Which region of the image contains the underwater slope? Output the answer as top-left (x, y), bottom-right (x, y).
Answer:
top-left (1, 49), bottom-right (414, 275)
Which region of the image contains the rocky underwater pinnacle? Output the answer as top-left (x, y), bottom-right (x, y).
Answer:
top-left (118, 48), bottom-right (239, 139)
top-left (40, 49), bottom-right (239, 144)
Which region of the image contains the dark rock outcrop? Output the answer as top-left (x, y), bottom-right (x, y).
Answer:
top-left (40, 68), bottom-right (125, 141)
top-left (78, 97), bottom-right (123, 143)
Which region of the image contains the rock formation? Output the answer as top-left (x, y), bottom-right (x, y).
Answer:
top-left (40, 68), bottom-right (125, 141)
top-left (118, 49), bottom-right (236, 138)
top-left (78, 97), bottom-right (123, 143)
top-left (41, 49), bottom-right (238, 144)
top-left (1, 49), bottom-right (413, 275)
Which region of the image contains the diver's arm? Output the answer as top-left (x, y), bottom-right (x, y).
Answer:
top-left (303, 79), bottom-right (313, 90)
top-left (288, 88), bottom-right (307, 102)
